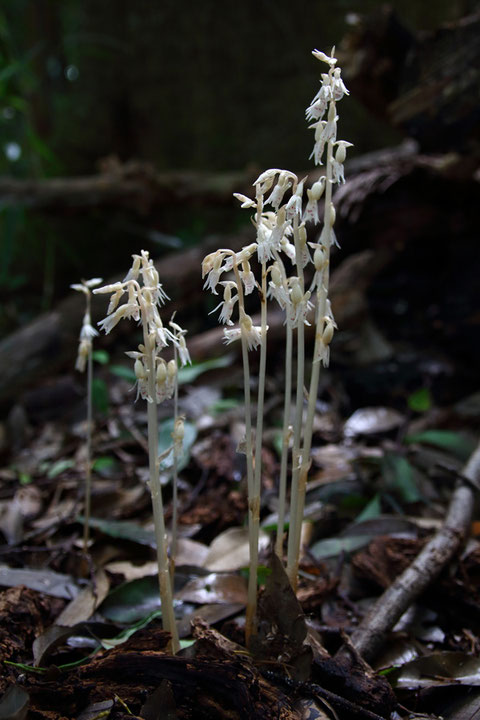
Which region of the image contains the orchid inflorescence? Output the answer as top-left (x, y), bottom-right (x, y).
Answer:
top-left (93, 250), bottom-right (190, 654)
top-left (202, 48), bottom-right (351, 641)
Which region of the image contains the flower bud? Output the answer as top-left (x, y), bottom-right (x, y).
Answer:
top-left (322, 319), bottom-right (334, 345)
top-left (156, 359), bottom-right (167, 385)
top-left (172, 417), bottom-right (185, 455)
top-left (167, 359), bottom-right (177, 382)
top-left (290, 280), bottom-right (303, 306)
top-left (310, 178), bottom-right (325, 201)
top-left (271, 262), bottom-right (282, 287)
top-left (134, 359), bottom-right (146, 381)
top-left (335, 144), bottom-right (346, 164)
top-left (313, 246), bottom-right (326, 272)
top-left (329, 203), bottom-right (336, 227)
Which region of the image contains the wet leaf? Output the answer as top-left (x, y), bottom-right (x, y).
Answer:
top-left (405, 430), bottom-right (475, 461)
top-left (344, 407), bottom-right (405, 437)
top-left (99, 609), bottom-right (162, 649)
top-left (105, 560), bottom-right (158, 581)
top-left (381, 452), bottom-right (421, 503)
top-left (33, 624), bottom-right (88, 666)
top-left (100, 576), bottom-right (160, 623)
top-left (177, 602), bottom-right (244, 638)
top-left (77, 700), bottom-right (114, 720)
top-left (0, 565), bottom-right (79, 599)
top-left (252, 553), bottom-right (312, 681)
top-left (343, 516), bottom-right (419, 539)
top-left (176, 572), bottom-right (247, 605)
top-left (390, 651), bottom-right (480, 689)
top-left (0, 685), bottom-right (29, 720)
top-left (204, 526), bottom-right (270, 571)
top-left (175, 537), bottom-right (210, 568)
top-left (81, 516), bottom-right (155, 547)
top-left (55, 568), bottom-right (110, 626)
top-left (310, 535), bottom-right (374, 560)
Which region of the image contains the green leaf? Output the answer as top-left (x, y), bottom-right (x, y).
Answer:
top-left (272, 431), bottom-right (283, 459)
top-left (158, 419), bottom-right (197, 473)
top-left (407, 387), bottom-right (432, 413)
top-left (99, 609), bottom-right (162, 649)
top-left (381, 453), bottom-right (421, 503)
top-left (110, 364), bottom-right (136, 383)
top-left (100, 576), bottom-right (160, 623)
top-left (47, 459), bottom-right (75, 479)
top-left (4, 660), bottom-right (46, 674)
top-left (210, 398), bottom-right (240, 414)
top-left (79, 516), bottom-right (155, 547)
top-left (310, 535), bottom-right (373, 560)
top-left (92, 349), bottom-right (110, 365)
top-left (19, 472), bottom-right (32, 485)
top-left (92, 456), bottom-right (117, 476)
top-left (354, 493), bottom-right (382, 523)
top-left (177, 355), bottom-right (233, 385)
top-left (405, 430), bottom-right (475, 461)
top-left (92, 378), bottom-right (109, 413)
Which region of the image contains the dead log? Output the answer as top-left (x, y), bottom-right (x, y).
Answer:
top-left (0, 159), bottom-right (259, 214)
top-left (340, 7), bottom-right (480, 153)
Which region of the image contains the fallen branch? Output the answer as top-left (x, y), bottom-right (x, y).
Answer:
top-left (340, 440), bottom-right (480, 663)
top-left (0, 162), bottom-right (259, 213)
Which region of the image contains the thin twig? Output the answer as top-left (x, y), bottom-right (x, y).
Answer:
top-left (340, 439), bottom-right (480, 663)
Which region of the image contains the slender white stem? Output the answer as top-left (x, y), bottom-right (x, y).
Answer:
top-left (142, 316), bottom-right (179, 654)
top-left (83, 327), bottom-right (93, 553)
top-left (229, 255), bottom-right (257, 645)
top-left (287, 214), bottom-right (306, 583)
top-left (246, 259), bottom-right (267, 643)
top-left (275, 313), bottom-right (292, 559)
top-left (171, 342), bottom-right (179, 567)
top-left (289, 101), bottom-right (336, 588)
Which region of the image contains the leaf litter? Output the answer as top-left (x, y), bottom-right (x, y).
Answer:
top-left (1, 276), bottom-right (480, 719)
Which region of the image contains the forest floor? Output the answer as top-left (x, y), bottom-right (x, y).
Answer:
top-left (1, 292), bottom-right (480, 720)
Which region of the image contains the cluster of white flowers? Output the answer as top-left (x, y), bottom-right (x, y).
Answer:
top-left (94, 250), bottom-right (190, 403)
top-left (201, 50), bottom-right (350, 368)
top-left (71, 278), bottom-right (103, 372)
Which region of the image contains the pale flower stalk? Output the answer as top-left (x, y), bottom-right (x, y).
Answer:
top-left (169, 318), bottom-right (191, 567)
top-left (203, 48), bottom-right (349, 631)
top-left (71, 277), bottom-right (102, 552)
top-left (94, 251), bottom-right (181, 654)
top-left (287, 48), bottom-right (350, 587)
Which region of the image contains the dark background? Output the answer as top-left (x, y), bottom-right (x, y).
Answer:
top-left (0, 0), bottom-right (475, 333)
